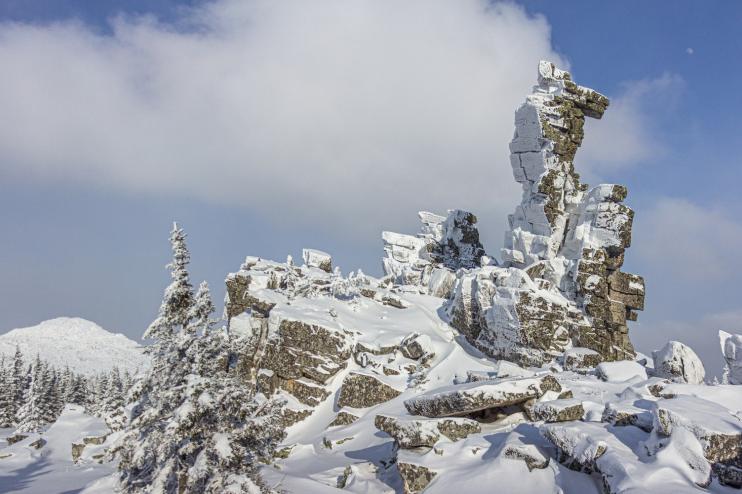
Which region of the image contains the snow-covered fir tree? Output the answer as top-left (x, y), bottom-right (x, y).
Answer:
top-left (0, 364), bottom-right (15, 427)
top-left (116, 224), bottom-right (285, 493)
top-left (16, 356), bottom-right (54, 432)
top-left (144, 222), bottom-right (194, 344)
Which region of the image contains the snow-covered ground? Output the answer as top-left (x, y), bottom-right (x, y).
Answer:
top-left (0, 405), bottom-right (115, 493)
top-left (0, 317), bottom-right (148, 375)
top-left (0, 293), bottom-right (740, 493)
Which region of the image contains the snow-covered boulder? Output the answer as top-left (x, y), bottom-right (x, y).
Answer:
top-left (302, 248), bottom-right (332, 272)
top-left (653, 395), bottom-right (742, 465)
top-left (530, 398), bottom-right (584, 423)
top-left (596, 360), bottom-right (647, 382)
top-left (400, 333), bottom-right (434, 361)
top-left (720, 330), bottom-right (742, 385)
top-left (374, 414), bottom-right (480, 448)
top-left (652, 340), bottom-right (705, 384)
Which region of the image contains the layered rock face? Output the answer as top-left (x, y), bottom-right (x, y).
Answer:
top-left (385, 61), bottom-right (645, 365)
top-left (497, 61), bottom-right (644, 361)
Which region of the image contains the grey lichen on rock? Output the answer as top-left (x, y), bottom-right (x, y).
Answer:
top-left (397, 461), bottom-right (437, 494)
top-left (328, 411), bottom-right (360, 428)
top-left (403, 375), bottom-right (561, 418)
top-left (337, 372), bottom-right (402, 408)
top-left (374, 414), bottom-right (481, 448)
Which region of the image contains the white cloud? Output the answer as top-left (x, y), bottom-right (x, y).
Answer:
top-left (0, 0), bottom-right (562, 249)
top-left (0, 0), bottom-right (650, 252)
top-left (577, 73), bottom-right (685, 181)
top-left (634, 197), bottom-right (742, 282)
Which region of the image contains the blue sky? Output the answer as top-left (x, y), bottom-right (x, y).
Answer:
top-left (1, 0), bottom-right (740, 376)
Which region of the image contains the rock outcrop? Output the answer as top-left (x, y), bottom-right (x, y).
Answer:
top-left (382, 209), bottom-right (486, 293)
top-left (720, 330), bottom-right (742, 385)
top-left (652, 341), bottom-right (705, 384)
top-left (382, 61), bottom-right (644, 367)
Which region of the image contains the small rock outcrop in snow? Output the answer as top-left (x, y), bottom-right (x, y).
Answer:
top-left (0, 317), bottom-right (147, 375)
top-left (652, 340), bottom-right (705, 384)
top-left (720, 330), bottom-right (742, 385)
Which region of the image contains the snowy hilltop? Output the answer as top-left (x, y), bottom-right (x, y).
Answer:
top-left (1, 61), bottom-right (741, 494)
top-left (0, 317), bottom-right (148, 375)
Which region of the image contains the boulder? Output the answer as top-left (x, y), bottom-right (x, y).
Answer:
top-left (400, 333), bottom-right (434, 361)
top-left (71, 442), bottom-right (86, 463)
top-left (29, 437), bottom-right (46, 449)
top-left (653, 396), bottom-right (742, 465)
top-left (530, 398), bottom-right (584, 423)
top-left (596, 361), bottom-right (647, 382)
top-left (404, 375), bottom-right (561, 418)
top-left (652, 341), bottom-right (705, 384)
top-left (601, 402), bottom-right (653, 432)
top-left (374, 414), bottom-right (480, 448)
top-left (337, 372), bottom-right (402, 408)
top-left (501, 443), bottom-right (550, 471)
top-left (302, 248), bottom-right (332, 272)
top-left (541, 423), bottom-right (608, 473)
top-left (5, 434), bottom-right (27, 445)
top-left (397, 460), bottom-right (437, 494)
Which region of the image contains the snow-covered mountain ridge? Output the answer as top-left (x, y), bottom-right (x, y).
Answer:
top-left (0, 317), bottom-right (148, 375)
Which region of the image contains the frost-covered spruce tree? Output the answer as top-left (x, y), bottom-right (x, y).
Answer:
top-left (0, 365), bottom-right (15, 427)
top-left (100, 367), bottom-right (127, 431)
top-left (9, 346), bottom-right (25, 421)
top-left (144, 223), bottom-right (194, 344)
top-left (16, 356), bottom-right (52, 432)
top-left (116, 225), bottom-right (285, 493)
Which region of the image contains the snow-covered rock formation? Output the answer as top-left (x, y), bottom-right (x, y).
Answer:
top-left (383, 61), bottom-right (644, 366)
top-left (720, 330), bottom-right (742, 385)
top-left (195, 62), bottom-right (740, 493)
top-left (0, 317), bottom-right (147, 375)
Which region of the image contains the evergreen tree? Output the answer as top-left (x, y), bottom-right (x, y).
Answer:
top-left (144, 223), bottom-right (194, 344)
top-left (100, 367), bottom-right (127, 431)
top-left (16, 355), bottom-right (50, 432)
top-left (9, 346), bottom-right (25, 421)
top-left (0, 365), bottom-right (14, 427)
top-left (187, 281), bottom-right (216, 337)
top-left (68, 374), bottom-right (89, 406)
top-left (116, 225), bottom-right (285, 493)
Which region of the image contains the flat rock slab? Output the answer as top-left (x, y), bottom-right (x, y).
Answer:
top-left (653, 395), bottom-right (742, 464)
top-left (404, 375), bottom-right (561, 418)
top-left (374, 414), bottom-right (480, 448)
top-left (531, 398), bottom-right (584, 423)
